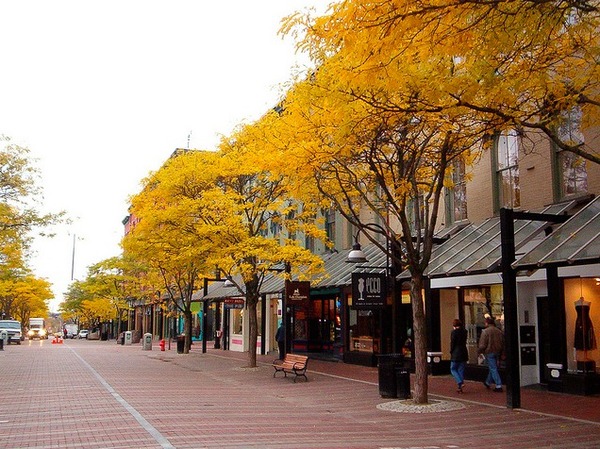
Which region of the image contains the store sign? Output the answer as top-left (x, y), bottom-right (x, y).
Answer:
top-left (224, 298), bottom-right (244, 309)
top-left (286, 281), bottom-right (310, 306)
top-left (351, 272), bottom-right (386, 309)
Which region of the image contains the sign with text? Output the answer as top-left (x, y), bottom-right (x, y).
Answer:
top-left (351, 272), bottom-right (387, 309)
top-left (286, 281), bottom-right (310, 306)
top-left (224, 298), bottom-right (244, 309)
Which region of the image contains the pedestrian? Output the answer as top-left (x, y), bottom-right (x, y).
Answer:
top-left (450, 318), bottom-right (468, 393)
top-left (276, 323), bottom-right (285, 360)
top-left (478, 316), bottom-right (505, 392)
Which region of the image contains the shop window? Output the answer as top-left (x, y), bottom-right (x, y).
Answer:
top-left (232, 309), bottom-right (243, 334)
top-left (493, 130), bottom-right (520, 212)
top-left (462, 285), bottom-right (504, 364)
top-left (348, 308), bottom-right (380, 354)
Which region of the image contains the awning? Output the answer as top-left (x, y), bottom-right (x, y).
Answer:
top-left (398, 201), bottom-right (576, 280)
top-left (199, 243), bottom-right (389, 300)
top-left (513, 196), bottom-right (600, 270)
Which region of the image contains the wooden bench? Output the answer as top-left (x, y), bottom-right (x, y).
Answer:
top-left (272, 354), bottom-right (309, 382)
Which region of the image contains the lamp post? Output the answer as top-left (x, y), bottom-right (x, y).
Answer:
top-left (346, 223), bottom-right (399, 354)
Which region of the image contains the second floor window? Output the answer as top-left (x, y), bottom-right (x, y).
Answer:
top-left (554, 107), bottom-right (587, 200)
top-left (325, 209), bottom-right (336, 246)
top-left (445, 158), bottom-right (468, 224)
top-left (493, 130), bottom-right (520, 211)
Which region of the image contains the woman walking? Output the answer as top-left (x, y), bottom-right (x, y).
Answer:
top-left (450, 319), bottom-right (468, 393)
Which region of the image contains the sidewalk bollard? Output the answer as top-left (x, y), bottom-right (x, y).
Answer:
top-left (124, 331), bottom-right (132, 346)
top-left (142, 333), bottom-right (152, 351)
top-left (0, 330), bottom-right (7, 348)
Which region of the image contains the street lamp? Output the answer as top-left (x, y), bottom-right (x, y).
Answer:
top-left (346, 223), bottom-right (391, 269)
top-left (346, 223), bottom-right (400, 353)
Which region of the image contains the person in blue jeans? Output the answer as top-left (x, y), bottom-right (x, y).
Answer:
top-left (478, 317), bottom-right (505, 392)
top-left (450, 319), bottom-right (468, 393)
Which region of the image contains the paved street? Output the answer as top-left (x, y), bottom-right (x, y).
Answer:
top-left (1, 339), bottom-right (599, 449)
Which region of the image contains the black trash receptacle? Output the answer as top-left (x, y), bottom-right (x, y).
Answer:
top-left (177, 335), bottom-right (185, 354)
top-left (378, 354), bottom-right (404, 398)
top-left (396, 366), bottom-right (411, 399)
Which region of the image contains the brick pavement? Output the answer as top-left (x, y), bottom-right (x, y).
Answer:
top-left (1, 339), bottom-right (599, 449)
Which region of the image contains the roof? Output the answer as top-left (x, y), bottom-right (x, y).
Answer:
top-left (398, 201), bottom-right (576, 280)
top-left (513, 196), bottom-right (600, 270)
top-left (199, 243), bottom-right (389, 300)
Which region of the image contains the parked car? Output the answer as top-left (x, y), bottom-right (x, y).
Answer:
top-left (77, 330), bottom-right (89, 339)
top-left (0, 320), bottom-right (23, 344)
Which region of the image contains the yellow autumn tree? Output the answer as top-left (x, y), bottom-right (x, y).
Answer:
top-left (280, 2), bottom-right (505, 404)
top-left (4, 275), bottom-right (51, 324)
top-left (84, 256), bottom-right (144, 336)
top-left (122, 151), bottom-right (219, 353)
top-left (284, 1), bottom-right (600, 164)
top-left (125, 123), bottom-right (325, 365)
top-left (210, 118), bottom-right (326, 368)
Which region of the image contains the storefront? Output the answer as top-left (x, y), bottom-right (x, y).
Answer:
top-left (421, 197), bottom-right (600, 395)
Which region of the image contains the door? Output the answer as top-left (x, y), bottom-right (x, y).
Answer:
top-left (537, 296), bottom-right (550, 384)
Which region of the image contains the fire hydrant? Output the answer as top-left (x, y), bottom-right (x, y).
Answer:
top-left (159, 339), bottom-right (166, 351)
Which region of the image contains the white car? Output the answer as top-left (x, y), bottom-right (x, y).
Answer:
top-left (77, 330), bottom-right (89, 339)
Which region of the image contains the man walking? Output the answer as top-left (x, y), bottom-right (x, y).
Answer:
top-left (478, 316), bottom-right (505, 392)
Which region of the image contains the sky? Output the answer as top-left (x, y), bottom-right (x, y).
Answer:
top-left (0, 1), bottom-right (327, 312)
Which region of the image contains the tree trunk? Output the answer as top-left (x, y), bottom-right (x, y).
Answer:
top-left (184, 309), bottom-right (193, 354)
top-left (247, 300), bottom-right (258, 368)
top-left (245, 277), bottom-right (260, 368)
top-left (410, 273), bottom-right (429, 404)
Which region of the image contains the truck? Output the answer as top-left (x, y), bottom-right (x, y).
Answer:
top-left (28, 317), bottom-right (47, 339)
top-left (0, 320), bottom-right (23, 344)
top-left (64, 323), bottom-right (78, 339)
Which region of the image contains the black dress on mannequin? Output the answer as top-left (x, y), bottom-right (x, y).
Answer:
top-left (574, 300), bottom-right (596, 351)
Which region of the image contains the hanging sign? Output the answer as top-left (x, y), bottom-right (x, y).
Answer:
top-left (286, 281), bottom-right (310, 306)
top-left (224, 298), bottom-right (244, 309)
top-left (351, 272), bottom-right (386, 309)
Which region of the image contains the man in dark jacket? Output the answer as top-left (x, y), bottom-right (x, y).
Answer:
top-left (275, 324), bottom-right (285, 360)
top-left (478, 317), bottom-right (505, 392)
top-left (450, 319), bottom-right (468, 393)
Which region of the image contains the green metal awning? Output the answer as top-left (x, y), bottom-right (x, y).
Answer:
top-left (398, 201), bottom-right (576, 280)
top-left (513, 196), bottom-right (600, 270)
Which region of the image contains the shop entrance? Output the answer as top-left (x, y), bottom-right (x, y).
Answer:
top-left (537, 296), bottom-right (550, 384)
top-left (291, 296), bottom-right (342, 359)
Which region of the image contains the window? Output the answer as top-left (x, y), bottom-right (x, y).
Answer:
top-left (462, 285), bottom-right (504, 365)
top-left (325, 208), bottom-right (336, 245)
top-left (445, 158), bottom-right (468, 224)
top-left (493, 131), bottom-right (520, 210)
top-left (232, 309), bottom-right (243, 334)
top-left (554, 108), bottom-right (587, 200)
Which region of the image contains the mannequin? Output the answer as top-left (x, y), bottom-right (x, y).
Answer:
top-left (574, 297), bottom-right (596, 352)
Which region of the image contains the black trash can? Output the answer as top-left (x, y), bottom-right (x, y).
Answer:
top-left (377, 353), bottom-right (405, 398)
top-left (177, 335), bottom-right (185, 354)
top-left (396, 366), bottom-right (411, 399)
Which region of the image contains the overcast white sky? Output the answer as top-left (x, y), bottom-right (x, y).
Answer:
top-left (0, 1), bottom-right (326, 312)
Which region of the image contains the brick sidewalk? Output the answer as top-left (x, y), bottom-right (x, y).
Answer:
top-left (1, 340), bottom-right (599, 449)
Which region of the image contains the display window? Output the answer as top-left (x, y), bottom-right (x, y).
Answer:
top-left (232, 309), bottom-right (243, 334)
top-left (463, 285), bottom-right (504, 364)
top-left (348, 304), bottom-right (380, 354)
top-left (564, 277), bottom-right (599, 373)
